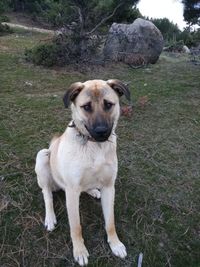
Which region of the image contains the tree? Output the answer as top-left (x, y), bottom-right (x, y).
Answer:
top-left (25, 0), bottom-right (141, 66)
top-left (182, 0), bottom-right (200, 26)
top-left (0, 0), bottom-right (10, 15)
top-left (57, 0), bottom-right (140, 57)
top-left (7, 0), bottom-right (140, 26)
top-left (150, 18), bottom-right (181, 43)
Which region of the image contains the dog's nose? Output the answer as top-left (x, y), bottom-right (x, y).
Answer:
top-left (94, 126), bottom-right (108, 136)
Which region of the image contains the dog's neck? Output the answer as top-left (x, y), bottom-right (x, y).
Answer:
top-left (68, 121), bottom-right (96, 143)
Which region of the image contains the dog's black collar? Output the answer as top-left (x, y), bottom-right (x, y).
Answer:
top-left (68, 121), bottom-right (76, 128)
top-left (68, 121), bottom-right (96, 142)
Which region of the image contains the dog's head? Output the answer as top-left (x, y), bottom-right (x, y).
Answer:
top-left (63, 79), bottom-right (130, 142)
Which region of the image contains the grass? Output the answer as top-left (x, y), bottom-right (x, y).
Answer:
top-left (1, 29), bottom-right (200, 267)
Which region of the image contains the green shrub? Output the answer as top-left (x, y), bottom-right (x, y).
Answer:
top-left (184, 29), bottom-right (200, 47)
top-left (25, 32), bottom-right (102, 67)
top-left (25, 36), bottom-right (75, 67)
top-left (0, 23), bottom-right (13, 36)
top-left (25, 43), bottom-right (59, 67)
top-left (0, 15), bottom-right (10, 22)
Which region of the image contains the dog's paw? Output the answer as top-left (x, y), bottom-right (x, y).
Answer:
top-left (45, 213), bottom-right (57, 231)
top-left (86, 189), bottom-right (101, 199)
top-left (73, 244), bottom-right (89, 266)
top-left (110, 241), bottom-right (127, 258)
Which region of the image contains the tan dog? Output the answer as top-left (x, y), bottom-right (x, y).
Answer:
top-left (35, 79), bottom-right (130, 266)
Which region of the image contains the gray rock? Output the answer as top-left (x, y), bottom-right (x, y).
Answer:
top-left (104, 18), bottom-right (164, 65)
top-left (182, 45), bottom-right (190, 54)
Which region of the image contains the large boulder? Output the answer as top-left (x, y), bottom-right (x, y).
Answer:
top-left (104, 18), bottom-right (164, 65)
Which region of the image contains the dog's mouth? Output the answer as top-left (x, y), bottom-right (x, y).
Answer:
top-left (85, 125), bottom-right (112, 142)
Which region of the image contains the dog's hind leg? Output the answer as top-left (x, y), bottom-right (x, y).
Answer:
top-left (35, 149), bottom-right (57, 231)
top-left (42, 187), bottom-right (57, 231)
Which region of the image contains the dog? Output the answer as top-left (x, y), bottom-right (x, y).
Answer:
top-left (35, 79), bottom-right (130, 266)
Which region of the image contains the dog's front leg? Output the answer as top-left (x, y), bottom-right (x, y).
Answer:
top-left (101, 185), bottom-right (127, 258)
top-left (65, 187), bottom-right (89, 266)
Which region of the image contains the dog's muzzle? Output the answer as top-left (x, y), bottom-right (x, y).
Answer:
top-left (85, 124), bottom-right (112, 142)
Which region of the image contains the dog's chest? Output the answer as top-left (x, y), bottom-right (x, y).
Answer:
top-left (53, 136), bottom-right (117, 191)
top-left (80, 151), bottom-right (117, 190)
top-left (76, 141), bottom-right (117, 190)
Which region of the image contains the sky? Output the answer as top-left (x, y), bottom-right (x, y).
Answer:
top-left (137, 0), bottom-right (187, 30)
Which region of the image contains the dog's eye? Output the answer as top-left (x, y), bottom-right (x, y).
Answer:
top-left (81, 103), bottom-right (92, 112)
top-left (104, 100), bottom-right (114, 111)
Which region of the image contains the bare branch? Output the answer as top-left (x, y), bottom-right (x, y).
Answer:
top-left (71, 5), bottom-right (84, 35)
top-left (86, 3), bottom-right (123, 36)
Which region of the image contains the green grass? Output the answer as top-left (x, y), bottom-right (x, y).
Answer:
top-left (1, 30), bottom-right (200, 267)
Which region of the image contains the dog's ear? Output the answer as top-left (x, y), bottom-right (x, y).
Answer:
top-left (107, 79), bottom-right (131, 101)
top-left (63, 82), bottom-right (84, 108)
